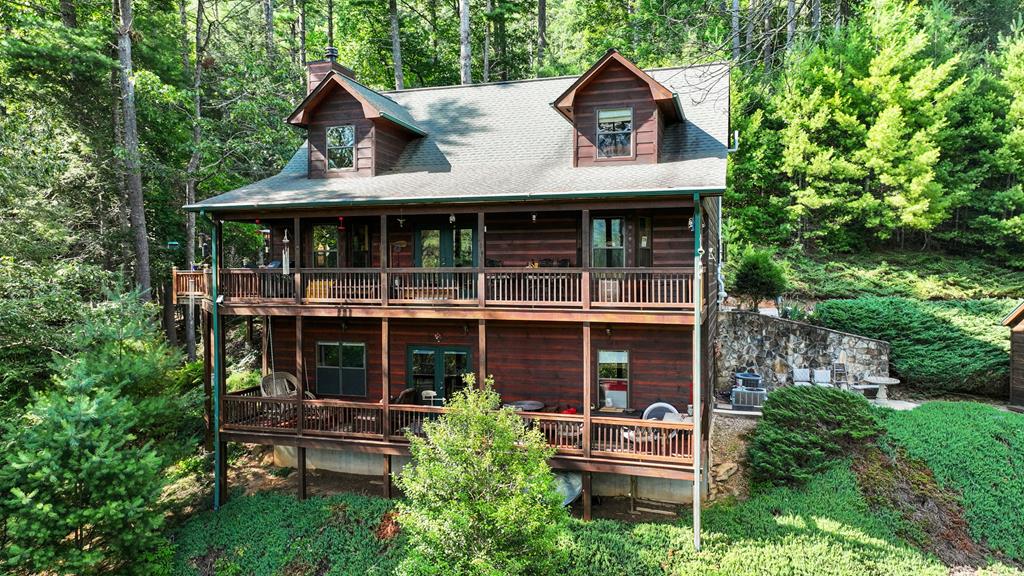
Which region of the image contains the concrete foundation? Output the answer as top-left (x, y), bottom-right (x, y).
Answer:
top-left (274, 446), bottom-right (693, 504)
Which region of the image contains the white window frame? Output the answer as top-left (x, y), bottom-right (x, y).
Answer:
top-left (326, 124), bottom-right (356, 171)
top-left (597, 349), bottom-right (630, 409)
top-left (595, 107), bottom-right (635, 159)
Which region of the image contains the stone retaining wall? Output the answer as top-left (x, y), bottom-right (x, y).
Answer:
top-left (717, 310), bottom-right (890, 391)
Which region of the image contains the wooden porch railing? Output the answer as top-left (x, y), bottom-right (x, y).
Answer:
top-left (590, 268), bottom-right (694, 308)
top-left (302, 269), bottom-right (382, 304)
top-left (484, 269), bottom-right (583, 306)
top-left (219, 269), bottom-right (295, 301)
top-left (178, 267), bottom-right (695, 310)
top-left (387, 268), bottom-right (478, 305)
top-left (220, 396), bottom-right (693, 465)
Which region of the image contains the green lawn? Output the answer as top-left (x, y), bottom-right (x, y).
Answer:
top-left (170, 468), bottom-right (951, 575)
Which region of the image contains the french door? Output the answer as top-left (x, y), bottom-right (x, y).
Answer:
top-left (408, 346), bottom-right (471, 403)
top-left (414, 223), bottom-right (476, 268)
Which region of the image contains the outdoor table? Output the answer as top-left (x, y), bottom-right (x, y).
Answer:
top-left (864, 376), bottom-right (900, 401)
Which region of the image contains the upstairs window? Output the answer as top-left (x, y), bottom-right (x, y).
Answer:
top-left (326, 125), bottom-right (355, 170)
top-left (596, 108), bottom-right (633, 158)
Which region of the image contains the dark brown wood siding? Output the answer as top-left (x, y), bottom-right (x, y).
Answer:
top-left (573, 60), bottom-right (659, 167)
top-left (484, 212), bottom-right (580, 267)
top-left (373, 120), bottom-right (411, 175)
top-left (306, 88), bottom-right (374, 178)
top-left (487, 323), bottom-right (585, 409)
top-left (1012, 328), bottom-right (1024, 406)
top-left (591, 324), bottom-right (693, 411)
top-left (270, 317), bottom-right (384, 401)
top-left (653, 212), bottom-right (694, 267)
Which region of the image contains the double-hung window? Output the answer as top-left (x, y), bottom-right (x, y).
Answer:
top-left (598, 350), bottom-right (630, 409)
top-left (316, 342), bottom-right (367, 396)
top-left (326, 125), bottom-right (355, 170)
top-left (596, 108), bottom-right (633, 158)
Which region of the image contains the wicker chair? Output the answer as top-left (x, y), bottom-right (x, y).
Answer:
top-left (260, 371), bottom-right (314, 399)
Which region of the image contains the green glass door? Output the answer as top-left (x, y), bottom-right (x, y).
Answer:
top-left (408, 346), bottom-right (471, 403)
top-left (414, 223), bottom-right (476, 267)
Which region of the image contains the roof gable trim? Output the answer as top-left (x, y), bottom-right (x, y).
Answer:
top-left (1004, 301), bottom-right (1024, 327)
top-left (552, 49), bottom-right (680, 123)
top-left (286, 72), bottom-right (425, 136)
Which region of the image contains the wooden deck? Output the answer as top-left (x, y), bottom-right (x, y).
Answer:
top-left (220, 388), bottom-right (695, 475)
top-left (175, 267), bottom-right (696, 311)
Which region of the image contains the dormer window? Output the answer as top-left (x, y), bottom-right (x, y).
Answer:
top-left (596, 108), bottom-right (633, 158)
top-left (326, 125), bottom-right (355, 170)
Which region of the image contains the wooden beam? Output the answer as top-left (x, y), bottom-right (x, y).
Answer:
top-left (383, 455), bottom-right (392, 499)
top-left (582, 471), bottom-right (592, 521)
top-left (293, 217), bottom-right (302, 304)
top-left (478, 319), bottom-right (487, 384)
top-left (381, 317), bottom-right (390, 440)
top-left (202, 310), bottom-right (213, 451)
top-left (261, 316), bottom-right (269, 376)
top-left (477, 212), bottom-right (485, 307)
top-left (583, 322), bottom-right (592, 459)
top-left (298, 446), bottom-right (307, 500)
top-left (296, 316), bottom-right (304, 435)
top-left (217, 304), bottom-right (696, 325)
top-left (216, 440), bottom-right (229, 503)
top-left (214, 197), bottom-right (697, 222)
top-left (380, 215), bottom-right (389, 306)
top-left (581, 209), bottom-right (591, 309)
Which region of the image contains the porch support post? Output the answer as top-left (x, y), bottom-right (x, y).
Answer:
top-left (294, 217), bottom-right (302, 304)
top-left (582, 471), bottom-right (592, 521)
top-left (383, 455), bottom-right (392, 499)
top-left (261, 316), bottom-right (269, 376)
top-left (478, 319), bottom-right (487, 385)
top-left (208, 214), bottom-right (226, 510)
top-left (298, 446), bottom-right (307, 500)
top-left (583, 322), bottom-right (591, 459)
top-left (380, 215), bottom-right (389, 306)
top-left (382, 317), bottom-right (390, 440)
top-left (477, 212), bottom-right (485, 307)
top-left (691, 193), bottom-right (704, 551)
top-left (581, 209), bottom-right (590, 309)
top-left (202, 310), bottom-right (213, 451)
top-left (296, 316), bottom-right (305, 435)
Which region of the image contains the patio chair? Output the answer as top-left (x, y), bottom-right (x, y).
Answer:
top-left (393, 387), bottom-right (417, 404)
top-left (813, 369), bottom-right (834, 388)
top-left (260, 371), bottom-right (315, 399)
top-left (792, 368), bottom-right (812, 387)
top-left (421, 390), bottom-right (445, 406)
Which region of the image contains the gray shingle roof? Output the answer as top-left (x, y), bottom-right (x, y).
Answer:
top-left (188, 64), bottom-right (730, 212)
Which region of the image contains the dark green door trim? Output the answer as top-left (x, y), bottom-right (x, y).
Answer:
top-left (406, 344), bottom-right (472, 400)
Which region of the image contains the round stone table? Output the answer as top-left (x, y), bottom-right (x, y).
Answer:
top-left (863, 376), bottom-right (900, 401)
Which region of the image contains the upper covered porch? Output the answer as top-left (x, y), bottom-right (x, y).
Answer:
top-left (175, 200), bottom-right (701, 313)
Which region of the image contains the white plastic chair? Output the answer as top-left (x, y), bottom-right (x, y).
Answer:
top-left (792, 368), bottom-right (812, 387)
top-left (813, 369), bottom-right (834, 388)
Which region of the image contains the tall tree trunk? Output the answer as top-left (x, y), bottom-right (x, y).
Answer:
top-left (263, 0), bottom-right (275, 58)
top-left (745, 0), bottom-right (756, 61)
top-left (299, 0), bottom-right (306, 65)
top-left (429, 0), bottom-right (438, 66)
top-left (327, 0), bottom-right (334, 47)
top-left (762, 1), bottom-right (774, 68)
top-left (60, 0), bottom-right (77, 27)
top-left (459, 0), bottom-right (471, 84)
top-left (537, 0), bottom-right (546, 68)
top-left (731, 0), bottom-right (740, 60)
top-left (496, 10), bottom-right (507, 80)
top-left (786, 0), bottom-right (795, 48)
top-left (288, 0), bottom-right (297, 65)
top-left (389, 0), bottom-right (404, 89)
top-left (162, 281), bottom-right (177, 346)
top-left (182, 0), bottom-right (204, 361)
top-left (483, 0), bottom-right (492, 82)
top-left (115, 0), bottom-right (152, 300)
top-left (834, 0), bottom-right (843, 29)
top-left (811, 0), bottom-right (821, 39)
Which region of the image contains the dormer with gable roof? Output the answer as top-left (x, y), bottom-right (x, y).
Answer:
top-left (287, 54), bottom-right (426, 179)
top-left (553, 49), bottom-right (684, 167)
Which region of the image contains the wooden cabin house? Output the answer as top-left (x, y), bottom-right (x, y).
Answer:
top-left (174, 49), bottom-right (729, 522)
top-left (1004, 302), bottom-right (1024, 410)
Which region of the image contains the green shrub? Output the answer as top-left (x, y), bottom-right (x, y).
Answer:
top-left (0, 383), bottom-right (166, 575)
top-left (172, 360), bottom-right (204, 393)
top-left (728, 247), bottom-right (789, 310)
top-left (748, 386), bottom-right (882, 486)
top-left (812, 297), bottom-right (1013, 396)
top-left (395, 375), bottom-right (569, 575)
top-left (787, 252), bottom-right (1024, 300)
top-left (226, 370), bottom-right (260, 392)
top-left (883, 403), bottom-right (1024, 561)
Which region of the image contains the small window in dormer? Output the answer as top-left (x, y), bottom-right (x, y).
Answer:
top-left (596, 108), bottom-right (633, 158)
top-left (326, 125), bottom-right (355, 170)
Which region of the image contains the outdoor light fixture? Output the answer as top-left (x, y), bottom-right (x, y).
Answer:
top-left (449, 213), bottom-right (456, 224)
top-left (397, 216), bottom-right (406, 228)
top-left (260, 229), bottom-right (272, 244)
top-left (532, 213), bottom-right (537, 224)
top-left (337, 216), bottom-right (345, 231)
top-left (687, 217), bottom-right (694, 232)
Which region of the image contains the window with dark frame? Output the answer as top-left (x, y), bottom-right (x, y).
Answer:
top-left (349, 223), bottom-right (372, 268)
top-left (592, 217), bottom-right (625, 267)
top-left (316, 341), bottom-right (367, 396)
top-left (312, 225), bottom-right (339, 267)
top-left (326, 125), bottom-right (355, 170)
top-left (598, 350), bottom-right (630, 409)
top-left (596, 108), bottom-right (633, 158)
